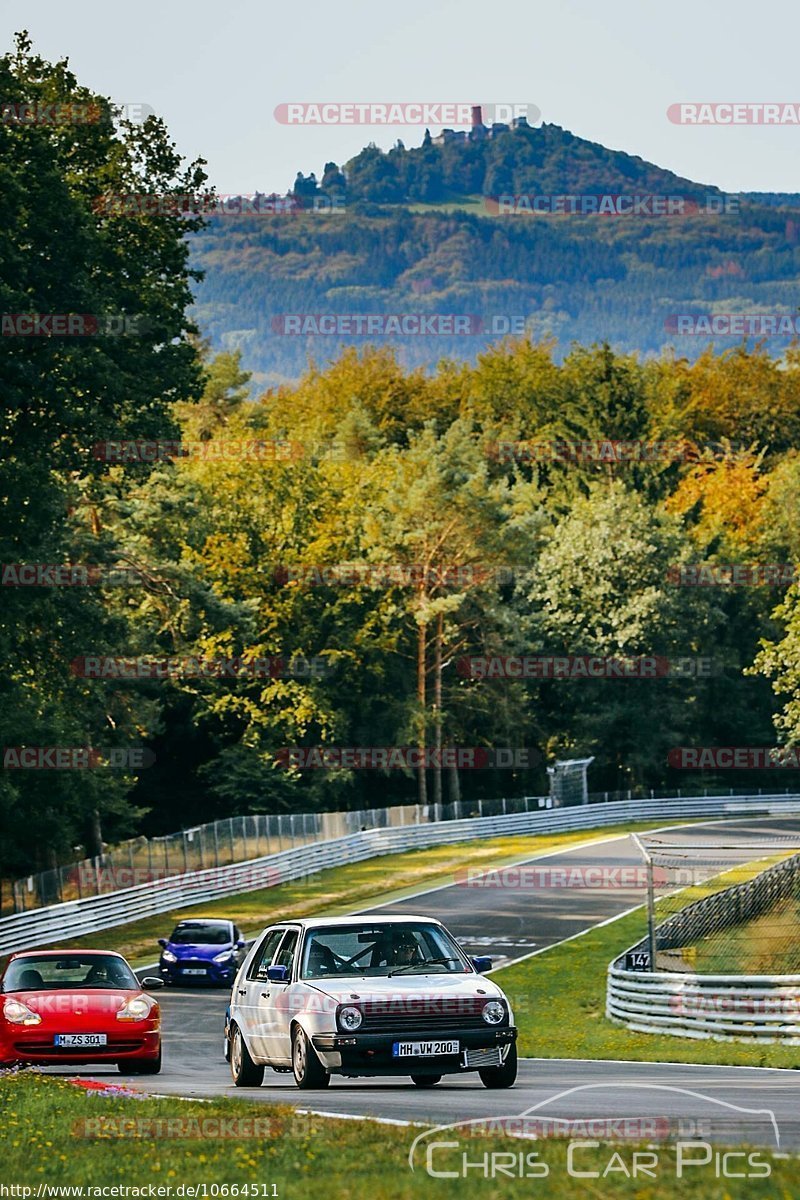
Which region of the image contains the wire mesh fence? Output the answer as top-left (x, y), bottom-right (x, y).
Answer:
top-left (629, 827), bottom-right (800, 974)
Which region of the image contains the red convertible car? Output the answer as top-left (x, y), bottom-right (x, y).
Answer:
top-left (0, 949), bottom-right (163, 1073)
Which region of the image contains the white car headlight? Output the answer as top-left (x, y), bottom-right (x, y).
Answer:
top-left (212, 950), bottom-right (234, 964)
top-left (337, 1004), bottom-right (363, 1032)
top-left (116, 995), bottom-right (154, 1022)
top-left (481, 1000), bottom-right (506, 1025)
top-left (161, 950), bottom-right (177, 963)
top-left (3, 998), bottom-right (41, 1025)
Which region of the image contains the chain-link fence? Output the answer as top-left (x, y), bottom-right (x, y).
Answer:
top-left (630, 828), bottom-right (800, 973)
top-left (5, 794), bottom-right (554, 914)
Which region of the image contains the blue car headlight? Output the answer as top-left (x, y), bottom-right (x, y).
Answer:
top-left (161, 949), bottom-right (177, 964)
top-left (212, 950), bottom-right (235, 964)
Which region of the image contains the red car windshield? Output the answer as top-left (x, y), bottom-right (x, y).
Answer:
top-left (3, 955), bottom-right (138, 991)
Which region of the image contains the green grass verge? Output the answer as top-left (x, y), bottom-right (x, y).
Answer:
top-left (25, 821), bottom-right (697, 966)
top-left (0, 1073), bottom-right (794, 1196)
top-left (687, 894), bottom-right (800, 975)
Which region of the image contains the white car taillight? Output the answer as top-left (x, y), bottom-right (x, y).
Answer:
top-left (3, 998), bottom-right (41, 1025)
top-left (116, 995), bottom-right (154, 1022)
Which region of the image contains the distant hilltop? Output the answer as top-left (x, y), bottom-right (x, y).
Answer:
top-left (331, 119), bottom-right (719, 206)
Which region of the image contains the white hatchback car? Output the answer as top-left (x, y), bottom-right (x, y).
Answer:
top-left (226, 915), bottom-right (518, 1089)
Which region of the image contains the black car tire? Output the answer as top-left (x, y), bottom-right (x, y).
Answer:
top-left (122, 1046), bottom-right (162, 1075)
top-left (478, 1043), bottom-right (517, 1088)
top-left (229, 1023), bottom-right (264, 1087)
top-left (291, 1025), bottom-right (330, 1089)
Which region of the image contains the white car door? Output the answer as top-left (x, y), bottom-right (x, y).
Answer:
top-left (234, 927), bottom-right (284, 1060)
top-left (261, 927), bottom-right (300, 1064)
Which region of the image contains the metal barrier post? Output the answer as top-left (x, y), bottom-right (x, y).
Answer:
top-left (632, 834), bottom-right (657, 972)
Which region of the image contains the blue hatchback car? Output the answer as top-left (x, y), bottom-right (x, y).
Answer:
top-left (158, 919), bottom-right (246, 987)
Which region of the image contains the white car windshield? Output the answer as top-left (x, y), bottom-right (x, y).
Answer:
top-left (300, 924), bottom-right (470, 979)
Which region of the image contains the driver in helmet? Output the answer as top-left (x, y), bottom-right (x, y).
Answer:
top-left (390, 930), bottom-right (421, 967)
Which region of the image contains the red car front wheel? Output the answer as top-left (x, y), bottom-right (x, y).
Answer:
top-left (120, 1046), bottom-right (162, 1075)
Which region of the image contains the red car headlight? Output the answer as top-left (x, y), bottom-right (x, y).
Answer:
top-left (3, 998), bottom-right (42, 1025)
top-left (116, 995), bottom-right (155, 1022)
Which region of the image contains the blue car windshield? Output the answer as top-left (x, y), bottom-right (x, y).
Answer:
top-left (169, 923), bottom-right (230, 945)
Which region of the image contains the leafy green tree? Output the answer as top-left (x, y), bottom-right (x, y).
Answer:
top-left (525, 482), bottom-right (726, 788)
top-left (0, 31), bottom-right (206, 873)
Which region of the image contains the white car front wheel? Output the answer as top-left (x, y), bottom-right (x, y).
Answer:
top-left (291, 1025), bottom-right (330, 1089)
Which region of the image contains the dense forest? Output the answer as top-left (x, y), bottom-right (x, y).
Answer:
top-left (5, 36), bottom-right (800, 883)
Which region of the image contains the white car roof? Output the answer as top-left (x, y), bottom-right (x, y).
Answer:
top-left (278, 915), bottom-right (443, 929)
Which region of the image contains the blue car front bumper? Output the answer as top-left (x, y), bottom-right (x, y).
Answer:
top-left (159, 957), bottom-right (237, 986)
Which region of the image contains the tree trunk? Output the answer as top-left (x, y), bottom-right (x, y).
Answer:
top-left (448, 757), bottom-right (461, 806)
top-left (417, 618), bottom-right (427, 808)
top-left (433, 611), bottom-right (443, 808)
top-left (88, 808), bottom-right (103, 859)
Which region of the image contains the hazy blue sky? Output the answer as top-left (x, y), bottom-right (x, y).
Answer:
top-left (4, 1), bottom-right (798, 194)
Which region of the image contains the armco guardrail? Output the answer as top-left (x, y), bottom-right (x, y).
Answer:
top-left (1, 793), bottom-right (798, 957)
top-left (607, 966), bottom-right (800, 1042)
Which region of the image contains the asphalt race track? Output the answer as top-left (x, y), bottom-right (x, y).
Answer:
top-left (50, 815), bottom-right (800, 1147)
